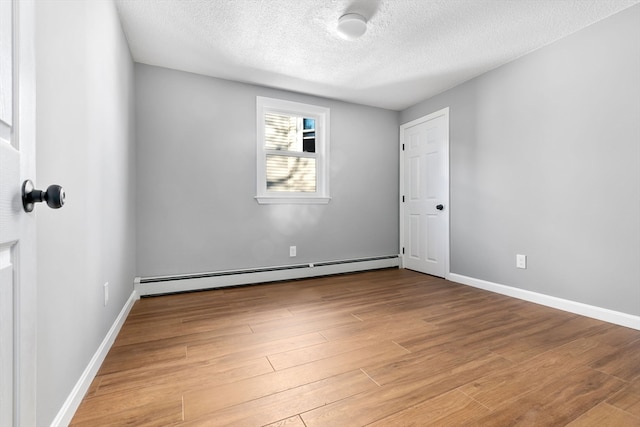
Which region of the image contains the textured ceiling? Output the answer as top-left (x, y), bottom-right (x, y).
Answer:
top-left (115, 0), bottom-right (639, 111)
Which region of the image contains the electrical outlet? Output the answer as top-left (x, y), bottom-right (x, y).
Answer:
top-left (516, 254), bottom-right (527, 269)
top-left (104, 282), bottom-right (109, 306)
top-left (289, 246), bottom-right (297, 257)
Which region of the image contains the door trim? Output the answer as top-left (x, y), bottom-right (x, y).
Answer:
top-left (399, 107), bottom-right (450, 278)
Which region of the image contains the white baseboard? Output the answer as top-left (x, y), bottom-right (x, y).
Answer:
top-left (448, 273), bottom-right (640, 331)
top-left (51, 289), bottom-right (140, 427)
top-left (135, 256), bottom-right (400, 296)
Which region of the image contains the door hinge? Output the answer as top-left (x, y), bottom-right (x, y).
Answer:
top-left (402, 247), bottom-right (405, 254)
top-left (402, 144), bottom-right (405, 151)
top-left (402, 195), bottom-right (405, 202)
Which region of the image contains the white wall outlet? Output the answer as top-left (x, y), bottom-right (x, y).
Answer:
top-left (516, 254), bottom-right (527, 269)
top-left (289, 246), bottom-right (297, 257)
top-left (103, 282), bottom-right (109, 306)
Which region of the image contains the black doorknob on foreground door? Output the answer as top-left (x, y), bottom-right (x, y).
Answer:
top-left (22, 180), bottom-right (65, 212)
top-left (436, 204), bottom-right (444, 211)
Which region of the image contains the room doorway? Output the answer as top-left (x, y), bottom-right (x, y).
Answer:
top-left (400, 108), bottom-right (450, 278)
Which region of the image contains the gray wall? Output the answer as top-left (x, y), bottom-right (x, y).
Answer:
top-left (35, 0), bottom-right (136, 424)
top-left (401, 5), bottom-right (640, 316)
top-left (135, 64), bottom-right (399, 277)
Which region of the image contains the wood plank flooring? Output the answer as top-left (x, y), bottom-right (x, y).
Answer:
top-left (70, 268), bottom-right (640, 426)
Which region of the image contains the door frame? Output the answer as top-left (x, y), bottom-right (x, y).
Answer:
top-left (399, 107), bottom-right (450, 278)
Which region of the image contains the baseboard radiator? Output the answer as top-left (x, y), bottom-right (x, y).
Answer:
top-left (134, 255), bottom-right (400, 296)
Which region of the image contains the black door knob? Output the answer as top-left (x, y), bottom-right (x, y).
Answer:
top-left (22, 180), bottom-right (66, 212)
top-left (436, 204), bottom-right (444, 211)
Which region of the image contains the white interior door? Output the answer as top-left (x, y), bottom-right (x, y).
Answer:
top-left (400, 108), bottom-right (449, 278)
top-left (0, 1), bottom-right (37, 425)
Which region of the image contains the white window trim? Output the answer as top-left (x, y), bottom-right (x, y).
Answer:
top-left (256, 96), bottom-right (331, 204)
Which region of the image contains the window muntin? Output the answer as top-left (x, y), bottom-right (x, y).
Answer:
top-left (256, 97), bottom-right (330, 204)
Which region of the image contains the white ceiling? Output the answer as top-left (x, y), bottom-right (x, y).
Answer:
top-left (114, 0), bottom-right (639, 111)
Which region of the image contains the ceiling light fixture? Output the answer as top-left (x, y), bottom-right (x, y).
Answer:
top-left (336, 13), bottom-right (367, 40)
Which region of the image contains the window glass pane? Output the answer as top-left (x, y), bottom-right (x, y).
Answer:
top-left (266, 155), bottom-right (316, 192)
top-left (302, 137), bottom-right (316, 153)
top-left (303, 118), bottom-right (315, 130)
top-left (302, 118), bottom-right (315, 153)
top-left (264, 113), bottom-right (316, 153)
top-left (265, 113), bottom-right (299, 151)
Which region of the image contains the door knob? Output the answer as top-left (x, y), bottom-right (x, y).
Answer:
top-left (22, 180), bottom-right (65, 212)
top-left (436, 204), bottom-right (444, 211)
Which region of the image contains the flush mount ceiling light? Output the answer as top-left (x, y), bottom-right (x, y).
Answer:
top-left (336, 13), bottom-right (367, 40)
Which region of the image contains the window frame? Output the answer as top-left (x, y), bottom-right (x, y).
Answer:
top-left (256, 96), bottom-right (331, 204)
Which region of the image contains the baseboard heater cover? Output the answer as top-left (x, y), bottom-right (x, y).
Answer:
top-left (135, 255), bottom-right (400, 296)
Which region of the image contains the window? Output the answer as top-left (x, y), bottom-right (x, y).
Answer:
top-left (256, 97), bottom-right (330, 204)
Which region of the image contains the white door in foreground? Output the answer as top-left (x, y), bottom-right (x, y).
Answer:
top-left (0, 1), bottom-right (37, 425)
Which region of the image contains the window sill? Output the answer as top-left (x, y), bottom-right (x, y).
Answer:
top-left (255, 196), bottom-right (331, 205)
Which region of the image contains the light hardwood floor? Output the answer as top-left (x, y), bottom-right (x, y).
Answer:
top-left (71, 268), bottom-right (640, 426)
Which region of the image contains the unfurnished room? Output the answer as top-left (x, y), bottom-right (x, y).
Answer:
top-left (0, 0), bottom-right (639, 426)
